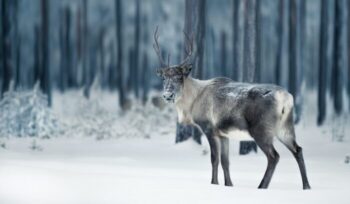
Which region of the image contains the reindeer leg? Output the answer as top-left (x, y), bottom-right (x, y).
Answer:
top-left (278, 129), bottom-right (311, 189)
top-left (292, 143), bottom-right (311, 190)
top-left (257, 143), bottom-right (279, 189)
top-left (249, 125), bottom-right (279, 189)
top-left (206, 134), bottom-right (220, 185)
top-left (279, 139), bottom-right (311, 189)
top-left (278, 112), bottom-right (311, 190)
top-left (249, 129), bottom-right (279, 189)
top-left (220, 136), bottom-right (233, 186)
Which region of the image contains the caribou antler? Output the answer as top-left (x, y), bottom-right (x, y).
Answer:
top-left (153, 26), bottom-right (167, 68)
top-left (179, 30), bottom-right (194, 67)
top-left (153, 26), bottom-right (193, 68)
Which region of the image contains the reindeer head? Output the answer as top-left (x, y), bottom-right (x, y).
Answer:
top-left (153, 27), bottom-right (193, 103)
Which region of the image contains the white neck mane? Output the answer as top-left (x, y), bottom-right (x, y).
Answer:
top-left (175, 77), bottom-right (212, 124)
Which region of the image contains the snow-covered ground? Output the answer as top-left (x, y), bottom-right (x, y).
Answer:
top-left (0, 90), bottom-right (349, 204)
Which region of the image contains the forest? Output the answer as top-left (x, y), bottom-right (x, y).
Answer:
top-left (1, 0), bottom-right (349, 123)
top-left (0, 0), bottom-right (349, 203)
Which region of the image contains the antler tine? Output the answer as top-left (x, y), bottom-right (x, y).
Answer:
top-left (180, 30), bottom-right (194, 66)
top-left (153, 26), bottom-right (167, 68)
top-left (183, 30), bottom-right (193, 55)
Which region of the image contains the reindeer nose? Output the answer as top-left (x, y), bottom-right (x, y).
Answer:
top-left (163, 92), bottom-right (175, 101)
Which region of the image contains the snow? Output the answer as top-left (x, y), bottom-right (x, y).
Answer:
top-left (0, 90), bottom-right (349, 204)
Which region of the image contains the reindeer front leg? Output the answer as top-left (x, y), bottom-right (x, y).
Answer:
top-left (205, 131), bottom-right (220, 185)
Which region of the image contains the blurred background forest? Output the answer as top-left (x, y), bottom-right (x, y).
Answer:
top-left (0, 0), bottom-right (349, 140)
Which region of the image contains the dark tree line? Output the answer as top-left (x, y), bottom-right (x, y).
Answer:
top-left (0, 0), bottom-right (51, 104)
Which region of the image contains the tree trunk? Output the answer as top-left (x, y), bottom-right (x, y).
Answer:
top-left (75, 6), bottom-right (83, 86)
top-left (289, 0), bottom-right (303, 123)
top-left (108, 43), bottom-right (116, 90)
top-left (59, 8), bottom-right (65, 91)
top-left (254, 0), bottom-right (261, 83)
top-left (141, 52), bottom-right (149, 105)
top-left (299, 0), bottom-right (306, 89)
top-left (15, 35), bottom-right (20, 89)
top-left (40, 0), bottom-right (51, 106)
top-left (275, 0), bottom-right (284, 85)
top-left (194, 0), bottom-right (206, 80)
top-left (232, 0), bottom-right (240, 81)
top-left (82, 0), bottom-right (90, 99)
top-left (289, 0), bottom-right (297, 100)
top-left (63, 7), bottom-right (72, 90)
top-left (127, 48), bottom-right (134, 93)
top-left (243, 0), bottom-right (256, 83)
top-left (14, 0), bottom-right (20, 89)
top-left (98, 27), bottom-right (106, 88)
top-left (33, 25), bottom-right (41, 86)
top-left (115, 0), bottom-right (126, 108)
top-left (331, 0), bottom-right (343, 115)
top-left (317, 0), bottom-right (328, 126)
top-left (220, 31), bottom-right (227, 76)
top-left (133, 0), bottom-right (140, 98)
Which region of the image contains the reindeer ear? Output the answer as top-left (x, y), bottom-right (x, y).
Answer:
top-left (181, 64), bottom-right (192, 77)
top-left (156, 68), bottom-right (163, 77)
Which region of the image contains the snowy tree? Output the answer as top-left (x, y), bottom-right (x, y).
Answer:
top-left (0, 82), bottom-right (63, 138)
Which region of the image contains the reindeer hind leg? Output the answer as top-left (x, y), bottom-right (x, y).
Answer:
top-left (250, 127), bottom-right (280, 189)
top-left (278, 121), bottom-right (311, 190)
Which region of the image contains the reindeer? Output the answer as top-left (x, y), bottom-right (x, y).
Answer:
top-left (153, 27), bottom-right (311, 189)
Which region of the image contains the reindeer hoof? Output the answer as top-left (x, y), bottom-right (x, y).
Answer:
top-left (258, 184), bottom-right (268, 189)
top-left (225, 182), bottom-right (233, 187)
top-left (303, 185), bottom-right (311, 190)
top-left (211, 180), bottom-right (219, 185)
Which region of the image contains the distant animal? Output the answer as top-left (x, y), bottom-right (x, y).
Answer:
top-left (153, 27), bottom-right (311, 189)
